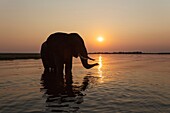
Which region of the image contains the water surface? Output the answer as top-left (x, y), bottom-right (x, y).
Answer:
top-left (0, 54), bottom-right (170, 113)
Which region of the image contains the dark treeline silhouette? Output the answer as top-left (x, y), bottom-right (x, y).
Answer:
top-left (89, 51), bottom-right (143, 54)
top-left (0, 53), bottom-right (40, 60)
top-left (89, 51), bottom-right (170, 54)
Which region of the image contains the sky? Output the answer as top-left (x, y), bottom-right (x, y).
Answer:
top-left (0, 0), bottom-right (170, 53)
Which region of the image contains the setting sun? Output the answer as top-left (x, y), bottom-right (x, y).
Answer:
top-left (97, 36), bottom-right (104, 42)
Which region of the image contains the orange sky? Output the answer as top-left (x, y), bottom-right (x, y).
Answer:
top-left (0, 0), bottom-right (170, 53)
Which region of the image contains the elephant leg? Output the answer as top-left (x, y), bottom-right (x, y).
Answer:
top-left (65, 57), bottom-right (73, 85)
top-left (55, 57), bottom-right (64, 85)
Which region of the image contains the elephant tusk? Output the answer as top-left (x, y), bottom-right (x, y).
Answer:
top-left (87, 56), bottom-right (95, 61)
top-left (79, 54), bottom-right (95, 61)
top-left (79, 54), bottom-right (88, 60)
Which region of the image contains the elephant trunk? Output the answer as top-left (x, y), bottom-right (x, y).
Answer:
top-left (80, 57), bottom-right (98, 69)
top-left (79, 44), bottom-right (98, 69)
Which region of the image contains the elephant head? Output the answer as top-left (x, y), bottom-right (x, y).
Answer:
top-left (69, 33), bottom-right (98, 69)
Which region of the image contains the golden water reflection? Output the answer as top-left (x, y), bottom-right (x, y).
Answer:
top-left (98, 55), bottom-right (103, 83)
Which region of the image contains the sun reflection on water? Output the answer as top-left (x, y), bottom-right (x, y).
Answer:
top-left (98, 55), bottom-right (103, 83)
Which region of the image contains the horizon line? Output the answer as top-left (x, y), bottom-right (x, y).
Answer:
top-left (0, 51), bottom-right (170, 54)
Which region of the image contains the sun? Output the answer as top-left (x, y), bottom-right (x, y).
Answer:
top-left (97, 36), bottom-right (104, 42)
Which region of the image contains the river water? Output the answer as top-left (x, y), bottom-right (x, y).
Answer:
top-left (0, 54), bottom-right (170, 113)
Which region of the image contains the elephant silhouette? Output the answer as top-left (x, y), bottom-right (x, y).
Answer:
top-left (40, 32), bottom-right (98, 84)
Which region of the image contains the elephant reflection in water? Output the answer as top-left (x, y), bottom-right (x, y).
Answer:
top-left (40, 71), bottom-right (90, 112)
top-left (41, 32), bottom-right (98, 84)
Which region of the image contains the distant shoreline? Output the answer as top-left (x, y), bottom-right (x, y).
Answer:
top-left (0, 52), bottom-right (170, 60)
top-left (0, 53), bottom-right (40, 60)
top-left (89, 52), bottom-right (170, 54)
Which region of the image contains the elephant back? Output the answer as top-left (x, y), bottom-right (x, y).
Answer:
top-left (46, 33), bottom-right (71, 63)
top-left (47, 32), bottom-right (68, 46)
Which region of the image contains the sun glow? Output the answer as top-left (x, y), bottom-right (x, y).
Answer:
top-left (97, 36), bottom-right (104, 42)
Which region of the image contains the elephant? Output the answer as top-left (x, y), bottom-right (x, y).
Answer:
top-left (40, 32), bottom-right (98, 84)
